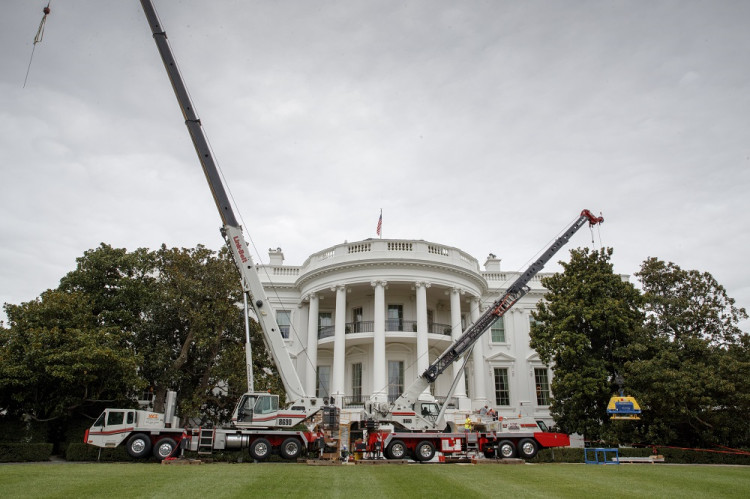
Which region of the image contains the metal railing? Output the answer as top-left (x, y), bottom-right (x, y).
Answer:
top-left (429, 323), bottom-right (453, 336)
top-left (346, 321), bottom-right (374, 334)
top-left (319, 321), bottom-right (453, 338)
top-left (318, 325), bottom-right (335, 339)
top-left (342, 395), bottom-right (369, 408)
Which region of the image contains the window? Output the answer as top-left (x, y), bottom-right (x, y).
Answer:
top-left (107, 411), bottom-right (125, 426)
top-left (388, 360), bottom-right (404, 402)
top-left (352, 362), bottom-right (362, 402)
top-left (126, 411), bottom-right (134, 425)
top-left (352, 307), bottom-right (363, 333)
top-left (494, 368), bottom-right (510, 406)
top-left (317, 366), bottom-right (331, 399)
top-left (277, 310), bottom-right (291, 339)
top-left (387, 305), bottom-right (403, 331)
top-left (254, 394), bottom-right (279, 414)
top-left (490, 317), bottom-right (506, 343)
top-left (427, 309), bottom-right (434, 330)
top-left (535, 368), bottom-right (551, 406)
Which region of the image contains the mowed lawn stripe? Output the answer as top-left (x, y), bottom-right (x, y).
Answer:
top-left (0, 462), bottom-right (749, 498)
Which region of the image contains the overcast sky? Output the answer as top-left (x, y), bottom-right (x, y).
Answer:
top-left (1, 0), bottom-right (749, 328)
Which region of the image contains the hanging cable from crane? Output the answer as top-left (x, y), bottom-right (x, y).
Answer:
top-left (23, 1), bottom-right (53, 88)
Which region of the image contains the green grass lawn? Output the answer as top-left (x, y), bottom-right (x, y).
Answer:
top-left (1, 462), bottom-right (748, 498)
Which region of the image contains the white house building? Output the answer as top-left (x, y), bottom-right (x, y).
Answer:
top-left (258, 238), bottom-right (555, 426)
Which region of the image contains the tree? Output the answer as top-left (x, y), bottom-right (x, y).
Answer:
top-left (529, 247), bottom-right (643, 441)
top-left (0, 289), bottom-right (142, 422)
top-left (625, 258), bottom-right (749, 447)
top-left (1, 243), bottom-right (284, 433)
top-left (139, 244), bottom-right (253, 424)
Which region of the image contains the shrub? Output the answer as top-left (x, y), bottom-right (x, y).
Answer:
top-left (0, 443), bottom-right (53, 462)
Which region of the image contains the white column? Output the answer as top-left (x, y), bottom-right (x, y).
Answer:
top-left (450, 288), bottom-right (467, 402)
top-left (415, 282), bottom-right (431, 397)
top-left (470, 297), bottom-right (489, 408)
top-left (372, 280), bottom-right (387, 402)
top-left (305, 293), bottom-right (319, 396)
top-left (332, 285), bottom-right (347, 404)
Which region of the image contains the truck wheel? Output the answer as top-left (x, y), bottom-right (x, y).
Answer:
top-left (280, 437), bottom-right (302, 460)
top-left (497, 440), bottom-right (516, 458)
top-left (249, 438), bottom-right (272, 461)
top-left (517, 438), bottom-right (539, 459)
top-left (153, 437), bottom-right (177, 460)
top-left (414, 441), bottom-right (435, 462)
top-left (125, 433), bottom-right (152, 459)
top-left (386, 439), bottom-right (407, 460)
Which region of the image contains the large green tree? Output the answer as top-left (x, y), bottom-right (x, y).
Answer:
top-left (625, 258), bottom-right (749, 447)
top-left (0, 289), bottom-right (142, 422)
top-left (529, 247), bottom-right (644, 440)
top-left (1, 243), bottom-right (283, 431)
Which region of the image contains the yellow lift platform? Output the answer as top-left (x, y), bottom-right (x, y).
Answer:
top-left (607, 393), bottom-right (642, 420)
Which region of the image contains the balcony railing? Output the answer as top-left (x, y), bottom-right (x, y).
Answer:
top-left (319, 321), bottom-right (453, 338)
top-left (385, 319), bottom-right (415, 332)
top-left (342, 395), bottom-right (369, 408)
top-left (318, 325), bottom-right (335, 339)
top-left (346, 321), bottom-right (374, 334)
top-left (429, 323), bottom-right (453, 336)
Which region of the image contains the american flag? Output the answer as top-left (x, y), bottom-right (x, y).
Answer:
top-left (376, 211), bottom-right (382, 236)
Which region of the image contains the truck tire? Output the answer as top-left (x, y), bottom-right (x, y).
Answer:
top-left (153, 437), bottom-right (177, 460)
top-left (249, 438), bottom-right (272, 461)
top-left (279, 437), bottom-right (302, 460)
top-left (125, 433), bottom-right (152, 459)
top-left (497, 440), bottom-right (516, 458)
top-left (517, 438), bottom-right (539, 459)
top-left (386, 439), bottom-right (407, 460)
top-left (414, 441), bottom-right (435, 462)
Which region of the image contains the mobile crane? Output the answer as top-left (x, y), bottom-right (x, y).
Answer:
top-left (362, 209), bottom-right (603, 461)
top-left (86, 0), bottom-right (336, 462)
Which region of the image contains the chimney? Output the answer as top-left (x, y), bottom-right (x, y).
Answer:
top-left (268, 247), bottom-right (284, 265)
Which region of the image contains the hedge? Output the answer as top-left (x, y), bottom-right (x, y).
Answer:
top-left (0, 443), bottom-right (54, 462)
top-left (0, 416), bottom-right (48, 444)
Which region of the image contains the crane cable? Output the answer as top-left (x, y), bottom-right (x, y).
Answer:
top-left (23, 1), bottom-right (53, 88)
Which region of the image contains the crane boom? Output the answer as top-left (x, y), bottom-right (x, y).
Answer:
top-left (424, 209), bottom-right (603, 383)
top-left (140, 0), bottom-right (309, 406)
top-left (382, 210), bottom-right (604, 428)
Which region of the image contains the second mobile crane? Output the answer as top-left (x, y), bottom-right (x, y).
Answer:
top-left (360, 210), bottom-right (603, 461)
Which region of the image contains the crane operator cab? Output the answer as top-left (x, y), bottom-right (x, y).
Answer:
top-left (419, 402), bottom-right (440, 423)
top-left (234, 392), bottom-right (279, 426)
